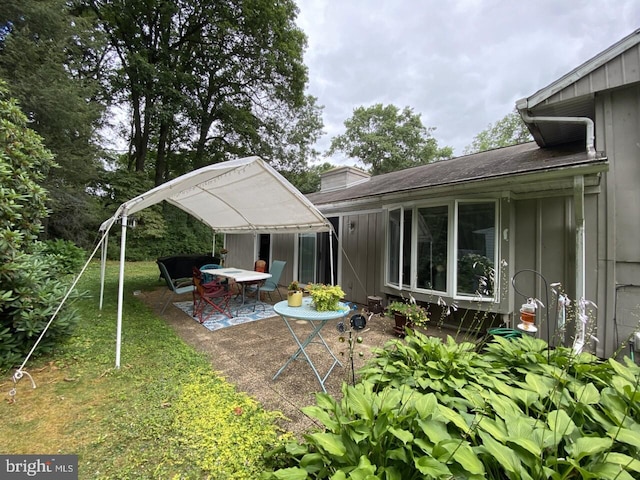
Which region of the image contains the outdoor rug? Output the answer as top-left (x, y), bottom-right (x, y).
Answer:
top-left (173, 298), bottom-right (277, 331)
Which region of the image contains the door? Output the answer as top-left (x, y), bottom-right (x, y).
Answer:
top-left (298, 233), bottom-right (316, 284)
top-left (258, 234), bottom-right (270, 270)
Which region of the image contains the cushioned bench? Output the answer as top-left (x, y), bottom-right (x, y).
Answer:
top-left (157, 254), bottom-right (220, 282)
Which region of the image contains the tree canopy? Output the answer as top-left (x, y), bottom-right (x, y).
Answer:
top-left (0, 0), bottom-right (106, 246)
top-left (464, 109), bottom-right (533, 154)
top-left (90, 0), bottom-right (320, 183)
top-left (0, 0), bottom-right (326, 257)
top-left (327, 104), bottom-right (452, 175)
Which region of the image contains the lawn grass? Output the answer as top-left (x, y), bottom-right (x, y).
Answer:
top-left (0, 260), bottom-right (287, 479)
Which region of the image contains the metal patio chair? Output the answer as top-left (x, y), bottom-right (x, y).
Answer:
top-left (157, 260), bottom-right (195, 314)
top-left (246, 260), bottom-right (286, 302)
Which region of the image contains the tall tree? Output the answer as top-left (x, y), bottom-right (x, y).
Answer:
top-left (328, 104), bottom-right (452, 175)
top-left (464, 109), bottom-right (533, 154)
top-left (281, 161), bottom-right (333, 194)
top-left (90, 0), bottom-right (319, 185)
top-left (0, 0), bottom-right (107, 246)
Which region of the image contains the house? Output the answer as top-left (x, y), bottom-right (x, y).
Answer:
top-left (225, 29), bottom-right (640, 359)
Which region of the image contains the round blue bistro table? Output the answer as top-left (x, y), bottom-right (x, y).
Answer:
top-left (272, 297), bottom-right (350, 392)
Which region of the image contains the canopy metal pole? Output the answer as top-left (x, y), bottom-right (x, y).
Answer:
top-left (99, 230), bottom-right (108, 310)
top-left (115, 214), bottom-right (128, 368)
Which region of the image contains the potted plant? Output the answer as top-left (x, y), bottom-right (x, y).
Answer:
top-left (287, 281), bottom-right (303, 307)
top-left (307, 283), bottom-right (346, 311)
top-left (386, 299), bottom-right (429, 337)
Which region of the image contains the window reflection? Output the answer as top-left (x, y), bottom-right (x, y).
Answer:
top-left (456, 202), bottom-right (496, 296)
top-left (416, 206), bottom-right (448, 291)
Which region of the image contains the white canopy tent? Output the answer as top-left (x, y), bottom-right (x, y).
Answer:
top-left (99, 156), bottom-right (333, 367)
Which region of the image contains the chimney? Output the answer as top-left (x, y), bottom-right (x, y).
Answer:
top-left (320, 166), bottom-right (370, 193)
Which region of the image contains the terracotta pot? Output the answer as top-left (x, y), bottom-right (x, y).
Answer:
top-left (393, 313), bottom-right (413, 337)
top-left (287, 290), bottom-right (303, 307)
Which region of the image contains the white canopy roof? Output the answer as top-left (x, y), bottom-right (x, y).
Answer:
top-left (100, 156), bottom-right (332, 234)
top-left (100, 156), bottom-right (333, 368)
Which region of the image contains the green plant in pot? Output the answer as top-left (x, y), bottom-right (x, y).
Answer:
top-left (307, 284), bottom-right (345, 311)
top-left (386, 298), bottom-right (429, 336)
top-left (287, 281), bottom-right (303, 307)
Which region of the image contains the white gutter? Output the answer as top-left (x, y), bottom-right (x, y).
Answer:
top-left (516, 102), bottom-right (596, 159)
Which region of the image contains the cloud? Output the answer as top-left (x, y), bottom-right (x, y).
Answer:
top-left (296, 0), bottom-right (640, 163)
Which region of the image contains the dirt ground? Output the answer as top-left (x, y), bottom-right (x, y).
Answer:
top-left (140, 287), bottom-right (452, 437)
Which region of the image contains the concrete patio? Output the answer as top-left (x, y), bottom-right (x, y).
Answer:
top-left (141, 286), bottom-right (457, 437)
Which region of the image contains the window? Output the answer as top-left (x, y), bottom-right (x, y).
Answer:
top-left (387, 207), bottom-right (411, 288)
top-left (416, 205), bottom-right (448, 291)
top-left (456, 202), bottom-right (496, 297)
top-left (386, 200), bottom-right (497, 299)
top-left (298, 233), bottom-right (316, 284)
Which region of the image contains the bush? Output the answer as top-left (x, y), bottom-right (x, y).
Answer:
top-left (0, 253), bottom-right (83, 370)
top-left (0, 82), bottom-right (81, 370)
top-left (39, 239), bottom-right (86, 274)
top-left (264, 331), bottom-right (640, 479)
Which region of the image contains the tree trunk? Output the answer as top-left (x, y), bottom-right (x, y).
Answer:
top-left (155, 120), bottom-right (170, 186)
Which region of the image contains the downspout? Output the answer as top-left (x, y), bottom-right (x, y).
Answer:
top-left (573, 176), bottom-right (586, 353)
top-left (517, 104), bottom-right (593, 350)
top-left (517, 107), bottom-right (597, 159)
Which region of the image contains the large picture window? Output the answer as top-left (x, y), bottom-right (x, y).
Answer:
top-left (386, 200), bottom-right (497, 299)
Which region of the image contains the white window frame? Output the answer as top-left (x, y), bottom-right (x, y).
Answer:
top-left (385, 199), bottom-right (500, 302)
top-left (453, 199), bottom-right (499, 302)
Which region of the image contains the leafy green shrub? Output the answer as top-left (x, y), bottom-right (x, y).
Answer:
top-left (307, 284), bottom-right (346, 311)
top-left (0, 82), bottom-right (81, 370)
top-left (264, 331), bottom-right (640, 479)
top-left (39, 239), bottom-right (86, 274)
top-left (385, 300), bottom-right (430, 327)
top-left (173, 371), bottom-right (290, 478)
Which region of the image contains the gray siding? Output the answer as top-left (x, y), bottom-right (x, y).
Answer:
top-left (224, 234), bottom-right (256, 270)
top-left (270, 233), bottom-right (296, 287)
top-left (339, 211), bottom-right (384, 305)
top-left (539, 44), bottom-right (640, 107)
top-left (512, 196), bottom-right (581, 345)
top-left (225, 232), bottom-right (296, 288)
top-left (595, 83), bottom-right (640, 357)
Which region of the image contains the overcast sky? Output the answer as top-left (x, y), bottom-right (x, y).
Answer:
top-left (295, 0), bottom-right (639, 166)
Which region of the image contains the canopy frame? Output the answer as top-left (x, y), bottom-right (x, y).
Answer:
top-left (99, 157), bottom-right (333, 367)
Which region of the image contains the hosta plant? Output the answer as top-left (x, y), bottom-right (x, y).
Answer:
top-left (263, 330), bottom-right (640, 479)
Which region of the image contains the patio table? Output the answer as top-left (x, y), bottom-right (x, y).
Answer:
top-left (201, 267), bottom-right (271, 314)
top-left (272, 297), bottom-right (349, 392)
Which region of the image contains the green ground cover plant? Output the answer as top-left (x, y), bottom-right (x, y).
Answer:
top-left (0, 260), bottom-right (288, 479)
top-left (264, 330), bottom-right (640, 479)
